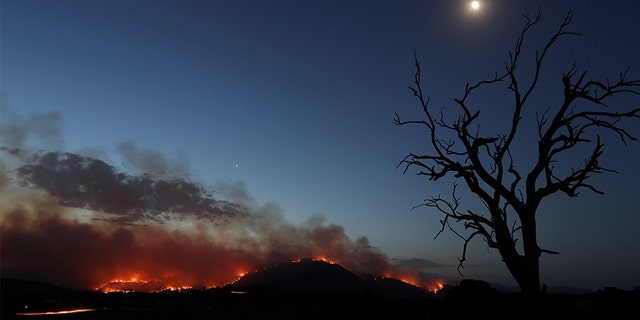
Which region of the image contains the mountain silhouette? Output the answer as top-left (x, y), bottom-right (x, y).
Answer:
top-left (228, 257), bottom-right (431, 299)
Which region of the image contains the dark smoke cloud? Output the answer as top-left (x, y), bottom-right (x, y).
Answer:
top-left (12, 149), bottom-right (243, 223)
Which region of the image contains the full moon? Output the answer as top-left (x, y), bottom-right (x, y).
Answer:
top-left (471, 1), bottom-right (480, 10)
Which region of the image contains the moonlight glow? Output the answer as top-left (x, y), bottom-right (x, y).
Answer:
top-left (471, 1), bottom-right (480, 10)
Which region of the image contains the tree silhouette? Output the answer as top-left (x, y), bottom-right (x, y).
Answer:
top-left (394, 10), bottom-right (639, 317)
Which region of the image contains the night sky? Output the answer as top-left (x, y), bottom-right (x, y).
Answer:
top-left (1, 0), bottom-right (639, 292)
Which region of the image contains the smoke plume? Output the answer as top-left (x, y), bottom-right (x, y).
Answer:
top-left (0, 107), bottom-right (441, 292)
top-left (0, 147), bottom-right (405, 291)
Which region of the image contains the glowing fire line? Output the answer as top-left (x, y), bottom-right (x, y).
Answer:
top-left (94, 256), bottom-right (445, 293)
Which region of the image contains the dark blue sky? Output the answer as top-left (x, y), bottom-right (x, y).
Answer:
top-left (2, 0), bottom-right (639, 291)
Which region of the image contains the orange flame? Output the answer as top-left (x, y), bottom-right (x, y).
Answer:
top-left (93, 257), bottom-right (446, 294)
top-left (427, 281), bottom-right (445, 293)
top-left (95, 275), bottom-right (198, 293)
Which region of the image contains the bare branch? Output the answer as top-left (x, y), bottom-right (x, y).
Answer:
top-left (395, 9), bottom-right (639, 297)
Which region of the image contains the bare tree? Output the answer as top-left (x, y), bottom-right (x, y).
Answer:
top-left (394, 10), bottom-right (640, 316)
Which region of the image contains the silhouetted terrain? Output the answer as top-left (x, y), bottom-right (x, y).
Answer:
top-left (230, 258), bottom-right (431, 300)
top-left (2, 260), bottom-right (638, 319)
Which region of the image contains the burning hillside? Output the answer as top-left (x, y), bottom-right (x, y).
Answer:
top-left (0, 147), bottom-right (443, 293)
top-left (228, 257), bottom-right (438, 299)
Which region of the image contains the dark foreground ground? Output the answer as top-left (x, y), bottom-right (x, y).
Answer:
top-left (2, 279), bottom-right (638, 319)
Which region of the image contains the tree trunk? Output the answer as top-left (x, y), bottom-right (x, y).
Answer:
top-left (517, 213), bottom-right (543, 319)
top-left (496, 208), bottom-right (542, 318)
top-left (501, 252), bottom-right (542, 319)
top-left (520, 257), bottom-right (542, 319)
